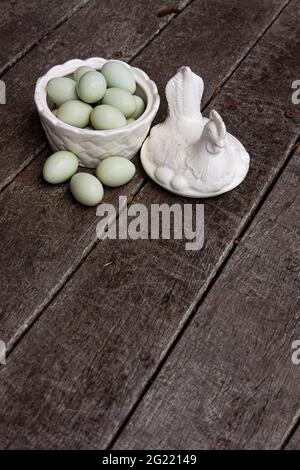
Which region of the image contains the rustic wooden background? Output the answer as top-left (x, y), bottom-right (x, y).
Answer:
top-left (0, 0), bottom-right (299, 449)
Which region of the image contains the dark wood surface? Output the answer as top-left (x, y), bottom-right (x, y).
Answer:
top-left (0, 0), bottom-right (286, 347)
top-left (0, 0), bottom-right (191, 192)
top-left (114, 148), bottom-right (300, 450)
top-left (286, 423), bottom-right (300, 449)
top-left (0, 0), bottom-right (89, 76)
top-left (0, 0), bottom-right (299, 450)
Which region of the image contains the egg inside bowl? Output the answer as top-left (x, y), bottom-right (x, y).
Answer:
top-left (35, 57), bottom-right (160, 168)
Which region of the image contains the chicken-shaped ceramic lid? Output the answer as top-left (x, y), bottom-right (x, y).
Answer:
top-left (141, 66), bottom-right (250, 197)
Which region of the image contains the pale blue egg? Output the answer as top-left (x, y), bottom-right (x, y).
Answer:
top-left (47, 77), bottom-right (77, 107)
top-left (90, 104), bottom-right (127, 130)
top-left (76, 71), bottom-right (107, 104)
top-left (96, 156), bottom-right (136, 187)
top-left (73, 66), bottom-right (94, 81)
top-left (43, 151), bottom-right (78, 184)
top-left (70, 173), bottom-right (104, 206)
top-left (102, 87), bottom-right (136, 117)
top-left (57, 100), bottom-right (92, 128)
top-left (101, 61), bottom-right (136, 94)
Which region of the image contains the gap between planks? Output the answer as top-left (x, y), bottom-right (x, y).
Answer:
top-left (107, 135), bottom-right (300, 450)
top-left (0, 0), bottom-right (298, 449)
top-left (0, 0), bottom-right (92, 78)
top-left (2, 0), bottom-right (293, 359)
top-left (279, 407), bottom-right (300, 449)
top-left (0, 0), bottom-right (194, 194)
top-left (111, 145), bottom-right (300, 450)
top-left (204, 0), bottom-right (292, 111)
top-left (0, 0), bottom-right (289, 194)
top-left (4, 174), bottom-right (146, 355)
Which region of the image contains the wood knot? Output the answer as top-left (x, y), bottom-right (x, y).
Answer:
top-left (54, 39), bottom-right (65, 48)
top-left (31, 20), bottom-right (41, 28)
top-left (111, 50), bottom-right (123, 59)
top-left (285, 111), bottom-right (297, 119)
top-left (226, 98), bottom-right (237, 111)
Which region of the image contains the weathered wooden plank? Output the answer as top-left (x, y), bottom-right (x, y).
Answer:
top-left (0, 150), bottom-right (144, 345)
top-left (283, 408), bottom-right (300, 449)
top-left (133, 0), bottom-right (291, 122)
top-left (0, 0), bottom-right (191, 192)
top-left (0, 0), bottom-right (284, 346)
top-left (114, 149), bottom-right (300, 450)
top-left (0, 0), bottom-right (90, 76)
top-left (286, 423), bottom-right (300, 449)
top-left (0, 0), bottom-right (299, 449)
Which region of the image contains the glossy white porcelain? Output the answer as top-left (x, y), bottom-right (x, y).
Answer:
top-left (141, 66), bottom-right (250, 197)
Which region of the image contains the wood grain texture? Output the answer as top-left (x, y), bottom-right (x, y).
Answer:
top-left (0, 0), bottom-right (90, 76)
top-left (133, 0), bottom-right (289, 123)
top-left (286, 424), bottom-right (300, 449)
top-left (115, 149), bottom-right (300, 450)
top-left (0, 0), bottom-right (299, 449)
top-left (0, 151), bottom-right (145, 347)
top-left (0, 0), bottom-right (191, 191)
top-left (0, 0), bottom-right (284, 346)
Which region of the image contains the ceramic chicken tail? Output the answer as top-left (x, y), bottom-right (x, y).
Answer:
top-left (165, 66), bottom-right (204, 125)
top-left (144, 66), bottom-right (205, 174)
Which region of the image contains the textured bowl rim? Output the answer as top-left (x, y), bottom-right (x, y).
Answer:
top-left (34, 57), bottom-right (160, 137)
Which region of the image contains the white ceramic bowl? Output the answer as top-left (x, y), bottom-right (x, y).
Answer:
top-left (34, 57), bottom-right (160, 168)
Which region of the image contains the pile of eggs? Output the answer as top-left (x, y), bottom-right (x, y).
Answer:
top-left (47, 61), bottom-right (145, 129)
top-left (43, 61), bottom-right (145, 206)
top-left (43, 151), bottom-right (136, 206)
